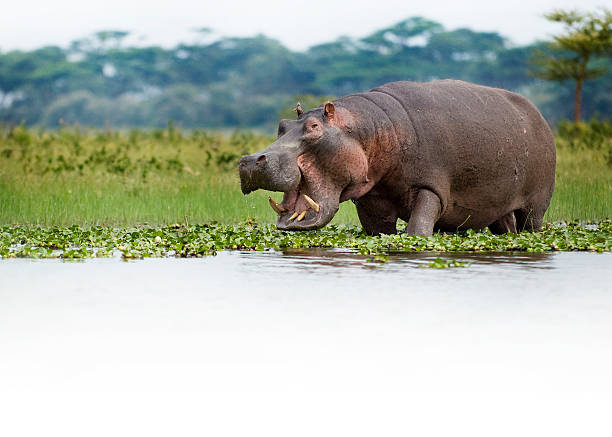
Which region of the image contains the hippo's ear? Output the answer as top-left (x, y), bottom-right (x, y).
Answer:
top-left (324, 101), bottom-right (335, 120)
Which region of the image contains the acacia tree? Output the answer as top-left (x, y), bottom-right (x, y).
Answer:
top-left (531, 9), bottom-right (612, 121)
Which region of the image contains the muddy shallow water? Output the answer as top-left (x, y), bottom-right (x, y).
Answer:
top-left (1, 251), bottom-right (611, 436)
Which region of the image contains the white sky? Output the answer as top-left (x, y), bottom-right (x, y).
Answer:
top-left (1, 0), bottom-right (609, 52)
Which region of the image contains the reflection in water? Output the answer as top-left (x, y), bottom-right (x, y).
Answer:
top-left (238, 248), bottom-right (556, 271)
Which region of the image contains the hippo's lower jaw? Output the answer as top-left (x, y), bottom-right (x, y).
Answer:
top-left (270, 185), bottom-right (339, 231)
top-left (275, 202), bottom-right (338, 231)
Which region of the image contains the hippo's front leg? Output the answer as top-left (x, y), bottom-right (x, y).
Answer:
top-left (405, 189), bottom-right (441, 236)
top-left (354, 191), bottom-right (398, 236)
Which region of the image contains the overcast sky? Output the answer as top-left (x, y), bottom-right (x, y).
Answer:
top-left (1, 0), bottom-right (608, 52)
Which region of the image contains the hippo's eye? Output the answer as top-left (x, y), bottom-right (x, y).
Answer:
top-left (303, 118), bottom-right (322, 137)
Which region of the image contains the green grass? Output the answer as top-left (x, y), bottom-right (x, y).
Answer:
top-left (0, 176), bottom-right (359, 225)
top-left (545, 147), bottom-right (611, 222)
top-left (0, 123), bottom-right (610, 226)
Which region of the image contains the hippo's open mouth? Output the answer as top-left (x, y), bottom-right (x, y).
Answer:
top-left (269, 170), bottom-right (339, 231)
top-left (238, 101), bottom-right (357, 232)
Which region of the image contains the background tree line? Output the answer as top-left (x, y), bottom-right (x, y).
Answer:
top-left (0, 16), bottom-right (610, 129)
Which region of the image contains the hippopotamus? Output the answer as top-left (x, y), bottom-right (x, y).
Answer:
top-left (238, 79), bottom-right (556, 236)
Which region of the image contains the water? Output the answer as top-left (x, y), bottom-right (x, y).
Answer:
top-left (1, 251), bottom-right (611, 436)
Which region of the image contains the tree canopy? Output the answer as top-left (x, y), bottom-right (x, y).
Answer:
top-left (530, 8), bottom-right (612, 121)
top-left (1, 16), bottom-right (610, 129)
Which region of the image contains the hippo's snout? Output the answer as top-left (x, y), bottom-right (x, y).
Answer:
top-left (238, 152), bottom-right (267, 194)
top-left (238, 150), bottom-right (301, 195)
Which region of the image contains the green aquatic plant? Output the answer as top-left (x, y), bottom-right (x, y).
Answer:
top-left (0, 221), bottom-right (610, 260)
top-left (420, 258), bottom-right (472, 268)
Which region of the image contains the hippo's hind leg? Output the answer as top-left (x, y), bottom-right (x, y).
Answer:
top-left (489, 211), bottom-right (517, 234)
top-left (405, 189), bottom-right (442, 236)
top-left (515, 206), bottom-right (545, 232)
top-left (354, 191), bottom-right (398, 236)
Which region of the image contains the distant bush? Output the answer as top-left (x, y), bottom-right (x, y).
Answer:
top-left (0, 124), bottom-right (274, 181)
top-left (556, 118), bottom-right (612, 167)
top-left (556, 118), bottom-right (612, 149)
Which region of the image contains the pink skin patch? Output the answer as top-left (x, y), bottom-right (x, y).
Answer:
top-left (275, 136), bottom-right (372, 230)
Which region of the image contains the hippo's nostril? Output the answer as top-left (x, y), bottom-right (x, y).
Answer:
top-left (257, 155), bottom-right (266, 163)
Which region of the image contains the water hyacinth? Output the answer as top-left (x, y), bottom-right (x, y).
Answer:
top-left (1, 220), bottom-right (610, 260)
top-left (420, 258), bottom-right (473, 268)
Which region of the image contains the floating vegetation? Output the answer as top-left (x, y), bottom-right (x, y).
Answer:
top-left (420, 258), bottom-right (472, 268)
top-left (1, 221), bottom-right (610, 260)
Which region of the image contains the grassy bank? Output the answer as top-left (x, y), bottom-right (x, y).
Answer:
top-left (0, 122), bottom-right (610, 225)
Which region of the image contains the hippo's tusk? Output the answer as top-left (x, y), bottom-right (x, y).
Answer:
top-left (288, 212), bottom-right (299, 221)
top-left (269, 197), bottom-right (287, 214)
top-left (297, 211), bottom-right (307, 221)
top-left (302, 194), bottom-right (320, 212)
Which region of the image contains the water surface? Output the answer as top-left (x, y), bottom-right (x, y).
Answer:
top-left (1, 251), bottom-right (611, 436)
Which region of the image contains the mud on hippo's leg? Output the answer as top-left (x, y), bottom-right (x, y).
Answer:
top-left (404, 189), bottom-right (441, 236)
top-left (354, 193), bottom-right (398, 236)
